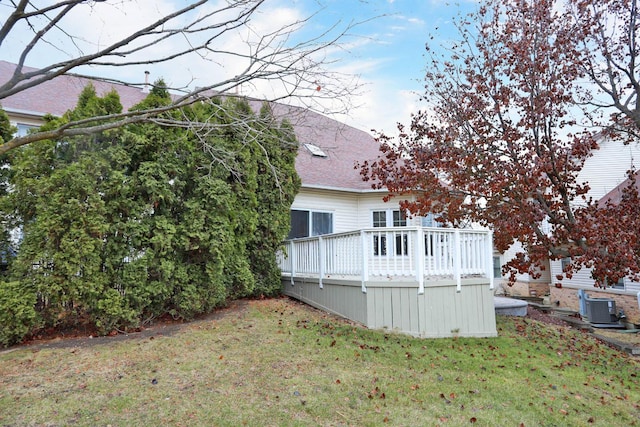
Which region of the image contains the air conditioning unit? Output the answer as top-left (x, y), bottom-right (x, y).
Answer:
top-left (585, 298), bottom-right (617, 324)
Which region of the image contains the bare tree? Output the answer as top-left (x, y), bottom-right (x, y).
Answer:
top-left (0, 0), bottom-right (363, 155)
top-left (574, 0), bottom-right (640, 140)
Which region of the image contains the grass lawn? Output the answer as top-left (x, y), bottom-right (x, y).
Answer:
top-left (1, 296), bottom-right (639, 426)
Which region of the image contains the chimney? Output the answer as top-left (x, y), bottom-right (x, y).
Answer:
top-left (143, 70), bottom-right (150, 93)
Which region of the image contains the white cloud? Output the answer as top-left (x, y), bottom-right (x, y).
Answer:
top-left (331, 74), bottom-right (421, 137)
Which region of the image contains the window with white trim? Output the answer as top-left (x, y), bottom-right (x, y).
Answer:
top-left (15, 123), bottom-right (37, 137)
top-left (372, 209), bottom-right (408, 256)
top-left (288, 209), bottom-right (333, 239)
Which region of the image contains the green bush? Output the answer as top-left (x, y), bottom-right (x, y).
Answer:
top-left (0, 281), bottom-right (38, 347)
top-left (1, 85), bottom-right (300, 343)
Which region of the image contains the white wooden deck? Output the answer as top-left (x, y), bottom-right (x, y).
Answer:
top-left (278, 227), bottom-right (497, 338)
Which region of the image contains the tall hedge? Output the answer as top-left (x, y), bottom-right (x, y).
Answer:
top-left (0, 83), bottom-right (299, 345)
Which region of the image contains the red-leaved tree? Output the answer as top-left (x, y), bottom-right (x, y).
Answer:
top-left (359, 0), bottom-right (640, 286)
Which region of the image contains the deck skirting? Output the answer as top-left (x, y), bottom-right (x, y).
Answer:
top-left (282, 277), bottom-right (497, 338)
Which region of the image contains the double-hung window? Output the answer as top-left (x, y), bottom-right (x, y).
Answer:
top-left (288, 209), bottom-right (333, 239)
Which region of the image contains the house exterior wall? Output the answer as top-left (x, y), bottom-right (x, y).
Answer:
top-left (548, 247), bottom-right (640, 298)
top-left (291, 188), bottom-right (361, 233)
top-left (292, 188), bottom-right (417, 233)
top-left (355, 193), bottom-right (423, 228)
top-left (576, 138), bottom-right (640, 202)
top-left (5, 111), bottom-right (42, 129)
top-left (496, 240), bottom-right (551, 298)
top-left (549, 286), bottom-right (640, 325)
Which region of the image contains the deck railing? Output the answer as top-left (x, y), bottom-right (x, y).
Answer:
top-left (277, 227), bottom-right (494, 294)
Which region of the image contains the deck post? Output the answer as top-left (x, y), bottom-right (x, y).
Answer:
top-left (360, 230), bottom-right (368, 293)
top-left (289, 240), bottom-right (295, 285)
top-left (486, 230), bottom-right (494, 290)
top-left (454, 229), bottom-right (461, 292)
top-left (318, 235), bottom-right (324, 289)
top-left (416, 227), bottom-right (425, 295)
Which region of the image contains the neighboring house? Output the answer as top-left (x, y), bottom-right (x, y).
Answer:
top-left (497, 135), bottom-right (640, 323)
top-left (1, 60), bottom-right (498, 338)
top-left (552, 138), bottom-right (640, 322)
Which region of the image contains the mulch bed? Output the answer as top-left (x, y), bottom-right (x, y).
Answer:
top-left (525, 305), bottom-right (576, 327)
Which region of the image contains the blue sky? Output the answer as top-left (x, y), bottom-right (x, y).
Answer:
top-left (302, 0), bottom-right (478, 134)
top-left (0, 0), bottom-right (478, 136)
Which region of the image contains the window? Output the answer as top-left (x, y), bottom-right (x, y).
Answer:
top-left (15, 123), bottom-right (37, 137)
top-left (372, 211), bottom-right (386, 228)
top-left (372, 209), bottom-right (408, 256)
top-left (288, 209), bottom-right (333, 239)
top-left (393, 210), bottom-right (407, 227)
top-left (312, 212), bottom-right (332, 236)
top-left (372, 234), bottom-right (387, 256)
top-left (303, 143), bottom-right (327, 157)
top-left (395, 233), bottom-right (408, 256)
top-left (609, 277), bottom-right (625, 290)
top-left (493, 256), bottom-right (502, 278)
top-left (421, 213), bottom-right (441, 228)
top-left (372, 211), bottom-right (387, 255)
top-left (561, 257), bottom-right (571, 272)
top-left (289, 210), bottom-right (309, 239)
top-left (372, 209), bottom-right (407, 228)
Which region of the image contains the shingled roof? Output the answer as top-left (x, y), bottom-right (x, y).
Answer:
top-left (1, 60), bottom-right (382, 193)
top-left (0, 60), bottom-right (148, 118)
top-left (598, 172), bottom-right (640, 207)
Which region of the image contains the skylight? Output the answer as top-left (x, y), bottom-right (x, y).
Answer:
top-left (304, 143), bottom-right (327, 157)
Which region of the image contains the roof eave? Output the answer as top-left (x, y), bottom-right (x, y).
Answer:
top-left (301, 183), bottom-right (389, 194)
top-left (2, 107), bottom-right (47, 120)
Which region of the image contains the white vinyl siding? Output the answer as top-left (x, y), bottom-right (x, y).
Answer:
top-left (356, 194), bottom-right (424, 229)
top-left (576, 139), bottom-right (640, 203)
top-left (550, 260), bottom-right (640, 295)
top-left (551, 138), bottom-right (640, 293)
top-left (499, 241), bottom-right (551, 283)
top-left (293, 189), bottom-right (422, 233)
top-left (292, 189), bottom-right (359, 233)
